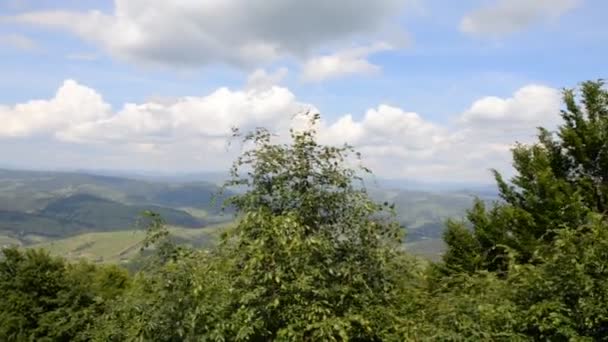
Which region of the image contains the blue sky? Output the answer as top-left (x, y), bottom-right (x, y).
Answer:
top-left (0, 0), bottom-right (606, 182)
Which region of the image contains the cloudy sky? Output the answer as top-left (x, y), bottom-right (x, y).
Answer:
top-left (0, 0), bottom-right (606, 182)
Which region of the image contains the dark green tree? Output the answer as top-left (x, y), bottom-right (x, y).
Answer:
top-left (0, 247), bottom-right (129, 341)
top-left (507, 214), bottom-right (608, 340)
top-left (442, 80), bottom-right (608, 273)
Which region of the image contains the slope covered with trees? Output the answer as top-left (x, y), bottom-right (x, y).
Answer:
top-left (0, 166), bottom-right (476, 256)
top-left (1, 80), bottom-right (607, 340)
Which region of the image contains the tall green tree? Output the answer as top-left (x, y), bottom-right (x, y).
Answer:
top-left (214, 114), bottom-right (414, 340)
top-left (93, 114), bottom-right (418, 341)
top-left (442, 80), bottom-right (608, 273)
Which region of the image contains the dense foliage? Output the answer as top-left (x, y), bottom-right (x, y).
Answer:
top-left (443, 80), bottom-right (608, 274)
top-left (439, 80), bottom-right (608, 339)
top-left (0, 248), bottom-right (129, 341)
top-left (1, 80), bottom-right (607, 340)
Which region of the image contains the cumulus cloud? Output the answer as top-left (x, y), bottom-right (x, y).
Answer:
top-left (301, 42), bottom-right (393, 82)
top-left (427, 84), bottom-right (561, 180)
top-left (9, 0), bottom-right (409, 68)
top-left (0, 80), bottom-right (111, 137)
top-left (0, 33), bottom-right (37, 51)
top-left (0, 78), bottom-right (562, 181)
top-left (58, 83), bottom-right (309, 144)
top-left (316, 85), bottom-right (561, 180)
top-left (321, 105), bottom-right (444, 150)
top-left (60, 86), bottom-right (308, 144)
top-left (461, 85), bottom-right (561, 127)
top-left (0, 72), bottom-right (309, 144)
top-left (460, 0), bottom-right (582, 37)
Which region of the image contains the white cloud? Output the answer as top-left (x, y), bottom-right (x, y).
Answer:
top-left (0, 80), bottom-right (111, 137)
top-left (301, 42), bottom-right (393, 82)
top-left (10, 0), bottom-right (410, 68)
top-left (0, 79), bottom-right (562, 182)
top-left (0, 74), bottom-right (308, 143)
top-left (58, 87), bottom-right (309, 144)
top-left (0, 33), bottom-right (37, 51)
top-left (316, 85), bottom-right (561, 180)
top-left (460, 85), bottom-right (561, 127)
top-left (460, 0), bottom-right (582, 37)
top-left (321, 104), bottom-right (444, 150)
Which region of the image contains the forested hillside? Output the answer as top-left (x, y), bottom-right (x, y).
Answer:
top-left (1, 80), bottom-right (608, 340)
top-left (0, 169), bottom-right (227, 212)
top-left (0, 167), bottom-right (483, 260)
top-left (0, 171), bottom-right (233, 248)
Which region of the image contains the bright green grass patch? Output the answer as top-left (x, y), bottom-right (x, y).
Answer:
top-left (405, 238), bottom-right (445, 262)
top-left (30, 222), bottom-right (234, 263)
top-left (0, 234), bottom-right (21, 247)
top-left (32, 230), bottom-right (146, 263)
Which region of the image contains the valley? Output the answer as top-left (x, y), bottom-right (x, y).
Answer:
top-left (0, 168), bottom-right (495, 261)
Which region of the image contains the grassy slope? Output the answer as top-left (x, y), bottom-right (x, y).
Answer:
top-left (30, 222), bottom-right (232, 263)
top-left (406, 238), bottom-right (446, 262)
top-left (0, 234), bottom-right (21, 248)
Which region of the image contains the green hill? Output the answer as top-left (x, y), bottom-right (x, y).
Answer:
top-left (0, 169), bottom-right (234, 244)
top-left (41, 194), bottom-right (204, 229)
top-left (368, 187), bottom-right (483, 241)
top-left (0, 193), bottom-right (205, 239)
top-left (0, 168), bottom-right (496, 261)
top-left (0, 169), bottom-right (228, 212)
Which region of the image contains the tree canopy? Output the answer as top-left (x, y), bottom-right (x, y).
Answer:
top-left (443, 80), bottom-right (608, 274)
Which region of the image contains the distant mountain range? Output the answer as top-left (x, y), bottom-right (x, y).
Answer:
top-left (0, 169), bottom-right (232, 240)
top-left (0, 168), bottom-right (499, 260)
top-left (0, 166), bottom-right (498, 191)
